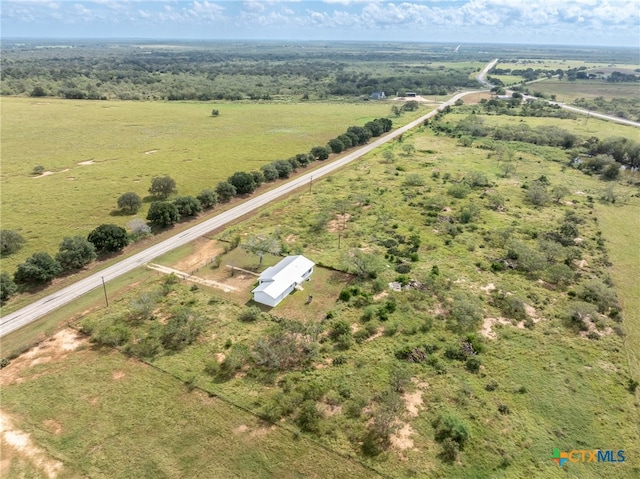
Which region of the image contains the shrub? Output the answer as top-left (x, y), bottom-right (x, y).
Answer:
top-left (215, 181), bottom-right (237, 202)
top-left (238, 306), bottom-right (262, 322)
top-left (433, 412), bottom-right (470, 448)
top-left (577, 279), bottom-right (618, 313)
top-left (447, 183), bottom-right (471, 199)
top-left (0, 230), bottom-right (26, 255)
top-left (465, 357), bottom-right (481, 373)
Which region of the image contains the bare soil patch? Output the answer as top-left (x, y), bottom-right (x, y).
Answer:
top-left (480, 317), bottom-right (512, 340)
top-left (173, 237), bottom-right (223, 272)
top-left (0, 411), bottom-right (64, 479)
top-left (403, 390), bottom-right (423, 418)
top-left (77, 160), bottom-right (94, 166)
top-left (1, 329), bottom-right (85, 387)
top-left (390, 422), bottom-right (416, 451)
top-left (327, 213), bottom-right (351, 233)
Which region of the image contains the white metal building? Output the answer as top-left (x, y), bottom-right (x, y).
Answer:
top-left (251, 255), bottom-right (315, 307)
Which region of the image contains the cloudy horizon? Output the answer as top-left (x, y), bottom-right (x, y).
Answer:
top-left (1, 0), bottom-right (638, 47)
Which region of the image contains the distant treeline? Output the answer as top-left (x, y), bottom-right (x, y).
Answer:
top-left (2, 42), bottom-right (478, 101)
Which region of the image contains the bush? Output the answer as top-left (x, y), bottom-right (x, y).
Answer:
top-left (0, 230), bottom-right (26, 255)
top-left (447, 183), bottom-right (471, 198)
top-left (238, 306), bottom-right (262, 322)
top-left (55, 236), bottom-right (97, 271)
top-left (433, 412), bottom-right (470, 448)
top-left (465, 357), bottom-right (481, 373)
top-left (228, 171), bottom-right (257, 195)
top-left (578, 279), bottom-right (618, 313)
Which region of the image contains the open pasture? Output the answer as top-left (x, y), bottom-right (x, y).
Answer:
top-left (526, 78), bottom-right (640, 103)
top-left (0, 97), bottom-right (402, 271)
top-left (0, 331), bottom-right (378, 479)
top-left (2, 109), bottom-right (639, 478)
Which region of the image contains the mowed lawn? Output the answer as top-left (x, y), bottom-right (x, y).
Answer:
top-left (0, 97), bottom-right (394, 271)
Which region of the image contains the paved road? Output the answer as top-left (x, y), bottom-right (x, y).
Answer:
top-left (0, 89), bottom-right (478, 338)
top-left (479, 59), bottom-right (640, 128)
top-left (2, 58), bottom-right (637, 338)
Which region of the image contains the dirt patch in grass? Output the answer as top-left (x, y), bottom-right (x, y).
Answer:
top-left (111, 370), bottom-right (126, 380)
top-left (390, 422), bottom-right (416, 452)
top-left (0, 411), bottom-right (65, 479)
top-left (327, 213), bottom-right (351, 233)
top-left (403, 390), bottom-right (423, 418)
top-left (173, 237), bottom-right (224, 272)
top-left (77, 160), bottom-right (94, 166)
top-left (1, 329), bottom-right (85, 387)
top-left (480, 317), bottom-right (512, 340)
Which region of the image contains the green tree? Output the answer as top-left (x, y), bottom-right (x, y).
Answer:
top-left (343, 249), bottom-right (384, 279)
top-left (243, 235), bottom-right (281, 265)
top-left (272, 159), bottom-right (293, 178)
top-left (449, 291), bottom-right (483, 332)
top-left (147, 201), bottom-right (180, 227)
top-left (30, 86), bottom-right (46, 97)
top-left (117, 192), bottom-right (142, 214)
top-left (56, 236), bottom-right (97, 271)
top-left (173, 196), bottom-right (202, 217)
top-left (327, 138), bottom-right (345, 154)
top-left (261, 164), bottom-right (279, 182)
top-left (0, 230), bottom-right (26, 256)
top-left (88, 224), bottom-right (129, 253)
top-left (228, 171), bottom-right (257, 195)
top-left (148, 176), bottom-right (177, 199)
top-left (251, 170), bottom-right (264, 187)
top-left (310, 145), bottom-right (331, 160)
top-left (215, 181), bottom-right (237, 202)
top-left (551, 185), bottom-right (570, 203)
top-left (0, 272), bottom-right (18, 303)
top-left (524, 182), bottom-right (550, 206)
top-left (197, 189), bottom-right (218, 209)
top-left (14, 252), bottom-right (62, 284)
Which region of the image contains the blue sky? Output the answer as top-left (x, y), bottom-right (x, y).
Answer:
top-left (2, 0), bottom-right (639, 47)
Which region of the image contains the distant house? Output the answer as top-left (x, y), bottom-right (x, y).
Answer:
top-left (369, 91), bottom-right (386, 100)
top-left (252, 255), bottom-right (315, 307)
top-left (405, 92), bottom-right (417, 97)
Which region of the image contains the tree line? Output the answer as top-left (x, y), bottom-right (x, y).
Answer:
top-left (1, 42), bottom-right (481, 101)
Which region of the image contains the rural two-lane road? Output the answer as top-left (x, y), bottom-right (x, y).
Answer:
top-left (0, 89), bottom-right (475, 338)
top-left (2, 58), bottom-right (637, 338)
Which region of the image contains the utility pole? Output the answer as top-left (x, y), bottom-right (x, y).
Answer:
top-left (101, 276), bottom-right (109, 307)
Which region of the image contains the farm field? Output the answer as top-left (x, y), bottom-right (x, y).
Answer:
top-left (3, 109), bottom-right (638, 478)
top-left (0, 97), bottom-right (417, 272)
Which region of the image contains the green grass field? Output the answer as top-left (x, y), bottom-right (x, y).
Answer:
top-left (2, 95), bottom-right (639, 479)
top-left (1, 342), bottom-right (379, 479)
top-left (525, 78), bottom-right (640, 103)
top-left (0, 97), bottom-right (408, 272)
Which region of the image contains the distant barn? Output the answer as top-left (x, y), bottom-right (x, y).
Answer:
top-left (369, 91), bottom-right (386, 100)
